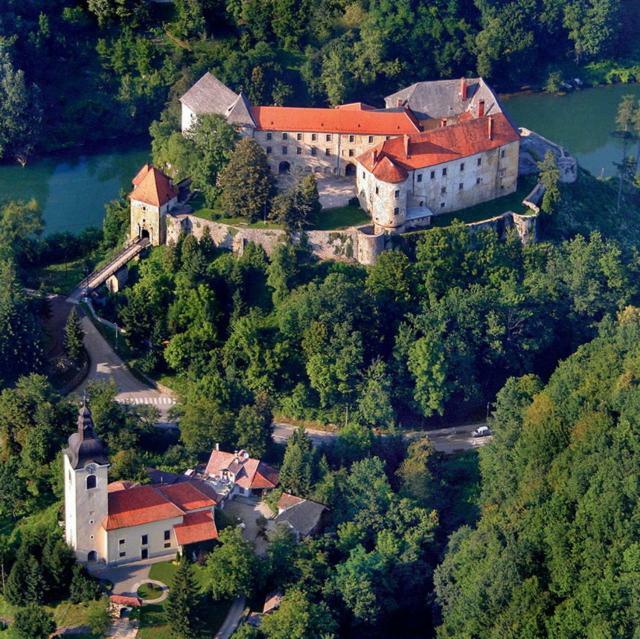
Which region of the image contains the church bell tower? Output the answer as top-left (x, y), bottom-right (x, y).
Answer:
top-left (63, 402), bottom-right (109, 563)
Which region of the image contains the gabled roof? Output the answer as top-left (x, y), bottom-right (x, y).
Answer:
top-left (385, 77), bottom-right (504, 121)
top-left (277, 492), bottom-right (304, 512)
top-left (173, 510), bottom-right (218, 546)
top-left (226, 92), bottom-right (255, 127)
top-left (274, 499), bottom-right (327, 538)
top-left (129, 165), bottom-right (177, 207)
top-left (110, 594), bottom-right (142, 607)
top-left (103, 480), bottom-right (219, 531)
top-left (357, 114), bottom-right (520, 183)
top-left (180, 72), bottom-right (238, 115)
top-left (249, 106), bottom-right (421, 135)
top-left (205, 449), bottom-right (279, 490)
top-left (335, 102), bottom-right (377, 111)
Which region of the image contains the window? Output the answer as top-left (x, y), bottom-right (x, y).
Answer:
top-left (310, 147), bottom-right (317, 156)
top-left (375, 186), bottom-right (379, 195)
top-left (119, 539), bottom-right (125, 545)
top-left (119, 551), bottom-right (126, 558)
top-left (282, 146), bottom-right (288, 155)
top-left (477, 157), bottom-right (482, 167)
top-left (459, 183), bottom-right (464, 191)
top-left (442, 168), bottom-right (447, 176)
top-left (394, 207), bottom-right (399, 215)
top-left (349, 135), bottom-right (355, 143)
top-left (89, 519), bottom-right (94, 525)
top-left (440, 187), bottom-right (446, 195)
top-left (266, 146), bottom-right (272, 154)
top-left (476, 177), bottom-right (482, 185)
top-left (417, 173), bottom-right (423, 183)
top-left (500, 149), bottom-right (506, 158)
top-left (86, 475), bottom-right (96, 490)
top-left (296, 133), bottom-right (302, 141)
top-left (325, 148), bottom-right (330, 156)
top-left (430, 171), bottom-right (435, 179)
top-left (90, 535), bottom-right (94, 540)
top-left (311, 133), bottom-right (317, 141)
top-left (164, 530), bottom-right (171, 541)
top-left (282, 132), bottom-right (288, 140)
top-left (348, 149), bottom-right (354, 157)
top-left (296, 147), bottom-right (302, 155)
top-left (164, 542), bottom-right (171, 549)
top-left (141, 535), bottom-right (148, 546)
top-left (385, 136), bottom-right (391, 140)
top-left (419, 201), bottom-right (424, 207)
top-left (498, 168), bottom-right (506, 177)
top-left (394, 190), bottom-right (400, 199)
top-left (440, 202), bottom-right (445, 208)
top-left (326, 134), bottom-right (332, 142)
top-left (368, 136), bottom-right (374, 143)
top-left (362, 171), bottom-right (366, 179)
top-left (266, 133), bottom-right (272, 141)
top-left (460, 163), bottom-right (465, 171)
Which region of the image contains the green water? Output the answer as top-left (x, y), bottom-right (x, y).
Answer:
top-left (0, 144), bottom-right (149, 235)
top-left (503, 84), bottom-right (640, 178)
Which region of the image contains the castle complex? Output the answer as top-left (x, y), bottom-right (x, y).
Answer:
top-left (180, 73), bottom-right (520, 234)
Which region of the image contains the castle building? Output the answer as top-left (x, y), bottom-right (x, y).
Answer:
top-left (178, 73), bottom-right (520, 234)
top-left (64, 403), bottom-right (219, 566)
top-left (129, 164), bottom-right (178, 245)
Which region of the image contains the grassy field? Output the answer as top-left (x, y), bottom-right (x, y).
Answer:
top-left (137, 561), bottom-right (231, 639)
top-left (309, 205), bottom-right (370, 230)
top-left (138, 583), bottom-right (164, 600)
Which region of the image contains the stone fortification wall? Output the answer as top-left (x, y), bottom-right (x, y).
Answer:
top-left (519, 127), bottom-right (577, 183)
top-left (467, 210), bottom-right (538, 244)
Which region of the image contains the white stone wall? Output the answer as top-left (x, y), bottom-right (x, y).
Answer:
top-left (64, 454), bottom-right (109, 563)
top-left (105, 515), bottom-right (187, 565)
top-left (181, 104), bottom-right (197, 134)
top-left (356, 166), bottom-right (409, 232)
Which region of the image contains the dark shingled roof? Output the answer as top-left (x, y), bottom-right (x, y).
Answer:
top-left (385, 77), bottom-right (504, 121)
top-left (226, 92), bottom-right (255, 127)
top-left (274, 499), bottom-right (327, 538)
top-left (64, 404), bottom-right (108, 470)
top-left (180, 72), bottom-right (238, 116)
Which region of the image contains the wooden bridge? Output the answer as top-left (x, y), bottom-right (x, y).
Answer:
top-left (68, 237), bottom-right (150, 303)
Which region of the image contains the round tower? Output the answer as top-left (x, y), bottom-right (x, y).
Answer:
top-left (63, 402), bottom-right (109, 563)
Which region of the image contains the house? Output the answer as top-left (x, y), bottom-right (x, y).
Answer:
top-left (129, 164), bottom-right (178, 245)
top-left (204, 446), bottom-right (279, 499)
top-left (356, 113), bottom-right (520, 233)
top-left (271, 492), bottom-right (327, 541)
top-left (63, 403), bottom-right (220, 566)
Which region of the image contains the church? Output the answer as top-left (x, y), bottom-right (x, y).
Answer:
top-left (63, 403), bottom-right (220, 566)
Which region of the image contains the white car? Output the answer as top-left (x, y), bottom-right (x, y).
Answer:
top-left (472, 426), bottom-right (492, 438)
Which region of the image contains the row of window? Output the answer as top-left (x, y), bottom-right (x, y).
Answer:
top-left (386, 177), bottom-right (484, 200)
top-left (117, 531), bottom-right (171, 557)
top-left (266, 146), bottom-right (356, 157)
top-left (266, 132), bottom-right (376, 144)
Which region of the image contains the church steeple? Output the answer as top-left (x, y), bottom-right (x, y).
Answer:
top-left (64, 400), bottom-right (108, 470)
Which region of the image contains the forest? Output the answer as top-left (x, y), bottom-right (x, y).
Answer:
top-left (0, 0), bottom-right (639, 161)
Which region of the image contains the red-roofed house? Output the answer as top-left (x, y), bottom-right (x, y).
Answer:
top-left (64, 404), bottom-right (218, 567)
top-left (356, 113), bottom-right (520, 233)
top-left (205, 447), bottom-right (279, 498)
top-left (129, 164), bottom-right (178, 246)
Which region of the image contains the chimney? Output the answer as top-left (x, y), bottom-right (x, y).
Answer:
top-left (460, 77), bottom-right (468, 101)
top-left (372, 149), bottom-right (378, 164)
top-left (440, 118), bottom-right (447, 127)
top-left (215, 442), bottom-right (219, 451)
top-left (403, 134), bottom-right (410, 157)
top-left (478, 99), bottom-right (485, 118)
top-left (488, 116), bottom-right (494, 140)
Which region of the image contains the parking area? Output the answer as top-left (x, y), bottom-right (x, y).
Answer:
top-left (222, 498), bottom-right (273, 555)
top-left (317, 176), bottom-right (357, 208)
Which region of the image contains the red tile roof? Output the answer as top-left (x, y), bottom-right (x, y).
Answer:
top-left (173, 510), bottom-right (218, 546)
top-left (277, 492), bottom-right (304, 511)
top-left (250, 106), bottom-right (420, 135)
top-left (110, 594), bottom-right (142, 607)
top-left (103, 481), bottom-right (219, 531)
top-left (335, 102), bottom-right (376, 111)
top-left (205, 450), bottom-right (279, 490)
top-left (108, 481), bottom-right (135, 493)
top-left (129, 165), bottom-right (177, 207)
top-left (357, 114), bottom-right (519, 184)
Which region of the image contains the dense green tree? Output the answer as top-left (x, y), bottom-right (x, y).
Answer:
top-left (356, 359), bottom-right (395, 429)
top-left (64, 308), bottom-right (85, 365)
top-left (69, 563), bottom-right (101, 603)
top-left (204, 527), bottom-right (257, 600)
top-left (267, 242), bottom-right (299, 305)
top-left (102, 196), bottom-right (130, 250)
top-left (5, 551), bottom-right (45, 605)
top-left (396, 436), bottom-right (435, 505)
top-left (279, 426), bottom-right (314, 496)
top-left (538, 150), bottom-right (561, 213)
top-left (12, 605), bottom-right (55, 639)
top-left (218, 138), bottom-right (275, 222)
top-left (233, 395), bottom-right (273, 458)
top-left (165, 558), bottom-right (202, 638)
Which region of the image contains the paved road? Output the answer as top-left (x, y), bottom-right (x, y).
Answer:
top-left (214, 597), bottom-right (246, 639)
top-left (73, 314), bottom-right (176, 420)
top-left (272, 421), bottom-right (492, 454)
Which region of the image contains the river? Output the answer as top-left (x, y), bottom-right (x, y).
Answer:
top-left (0, 143), bottom-right (149, 235)
top-left (503, 83), bottom-right (640, 178)
top-left (0, 84), bottom-right (638, 235)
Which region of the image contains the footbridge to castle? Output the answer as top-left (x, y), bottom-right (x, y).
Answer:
top-left (68, 237), bottom-right (150, 303)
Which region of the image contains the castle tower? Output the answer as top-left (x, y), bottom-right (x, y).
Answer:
top-left (129, 164), bottom-right (178, 246)
top-left (63, 402), bottom-right (109, 563)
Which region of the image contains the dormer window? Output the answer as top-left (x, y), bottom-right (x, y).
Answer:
top-left (86, 475), bottom-right (96, 490)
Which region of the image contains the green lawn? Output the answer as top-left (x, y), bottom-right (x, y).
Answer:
top-left (138, 562), bottom-right (231, 639)
top-left (309, 205), bottom-right (370, 230)
top-left (138, 583), bottom-right (164, 600)
top-left (430, 180), bottom-right (535, 228)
